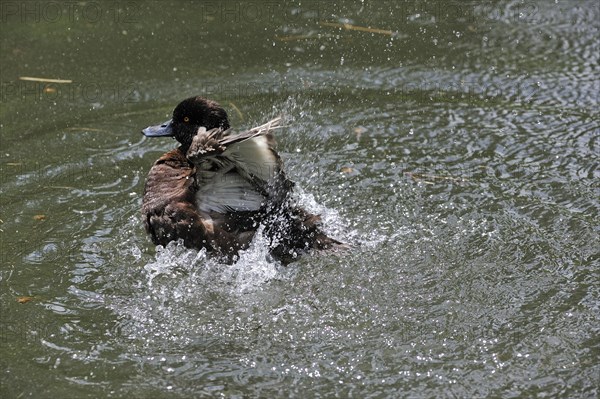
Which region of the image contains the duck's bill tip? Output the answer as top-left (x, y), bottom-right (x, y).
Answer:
top-left (142, 120), bottom-right (174, 137)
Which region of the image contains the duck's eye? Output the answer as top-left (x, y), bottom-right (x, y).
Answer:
top-left (183, 116), bottom-right (190, 123)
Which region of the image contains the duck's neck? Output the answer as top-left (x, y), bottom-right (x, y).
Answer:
top-left (178, 144), bottom-right (191, 156)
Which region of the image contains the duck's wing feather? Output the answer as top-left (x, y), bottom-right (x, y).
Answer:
top-left (189, 117), bottom-right (293, 213)
top-left (224, 131), bottom-right (294, 207)
top-left (195, 163), bottom-right (267, 214)
top-left (219, 116), bottom-right (283, 145)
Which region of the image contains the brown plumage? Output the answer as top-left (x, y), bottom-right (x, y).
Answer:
top-left (141, 96), bottom-right (345, 263)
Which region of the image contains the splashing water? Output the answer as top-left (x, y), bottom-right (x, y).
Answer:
top-left (105, 188), bottom-right (355, 350)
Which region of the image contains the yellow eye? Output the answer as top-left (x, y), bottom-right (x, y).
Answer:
top-left (183, 116), bottom-right (190, 122)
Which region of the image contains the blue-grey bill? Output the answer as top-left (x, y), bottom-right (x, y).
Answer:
top-left (142, 120), bottom-right (174, 137)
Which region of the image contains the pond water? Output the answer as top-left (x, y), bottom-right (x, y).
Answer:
top-left (1, 0), bottom-right (598, 397)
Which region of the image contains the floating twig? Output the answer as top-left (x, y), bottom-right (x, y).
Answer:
top-left (19, 76), bottom-right (73, 84)
top-left (319, 21), bottom-right (395, 36)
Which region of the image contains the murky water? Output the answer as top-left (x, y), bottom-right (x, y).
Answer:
top-left (1, 1), bottom-right (598, 397)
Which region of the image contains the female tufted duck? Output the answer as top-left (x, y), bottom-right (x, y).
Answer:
top-left (141, 96), bottom-right (344, 263)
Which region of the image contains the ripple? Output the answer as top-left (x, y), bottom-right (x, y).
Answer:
top-left (1, 1), bottom-right (598, 397)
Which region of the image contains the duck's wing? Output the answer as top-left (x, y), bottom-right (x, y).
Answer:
top-left (194, 161), bottom-right (268, 214)
top-left (222, 118), bottom-right (293, 209)
top-left (219, 116), bottom-right (283, 145)
top-left (222, 118), bottom-right (287, 183)
top-left (187, 117), bottom-right (283, 159)
top-left (188, 117), bottom-right (293, 214)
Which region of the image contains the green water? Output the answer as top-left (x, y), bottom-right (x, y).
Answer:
top-left (1, 1), bottom-right (598, 397)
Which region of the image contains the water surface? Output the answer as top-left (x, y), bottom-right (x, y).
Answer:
top-left (1, 1), bottom-right (598, 397)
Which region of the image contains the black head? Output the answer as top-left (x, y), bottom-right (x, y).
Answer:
top-left (142, 96), bottom-right (230, 149)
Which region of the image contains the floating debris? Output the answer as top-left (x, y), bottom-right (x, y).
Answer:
top-left (319, 21), bottom-right (395, 36)
top-left (354, 126), bottom-right (367, 140)
top-left (33, 214), bottom-right (46, 221)
top-left (341, 166), bottom-right (354, 174)
top-left (19, 76), bottom-right (73, 84)
top-left (17, 296), bottom-right (34, 304)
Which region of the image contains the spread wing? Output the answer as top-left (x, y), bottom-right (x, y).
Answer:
top-left (187, 117), bottom-right (293, 214)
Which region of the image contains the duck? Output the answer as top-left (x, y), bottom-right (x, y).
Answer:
top-left (141, 96), bottom-right (345, 263)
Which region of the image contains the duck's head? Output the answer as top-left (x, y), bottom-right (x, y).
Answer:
top-left (142, 96), bottom-right (230, 149)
